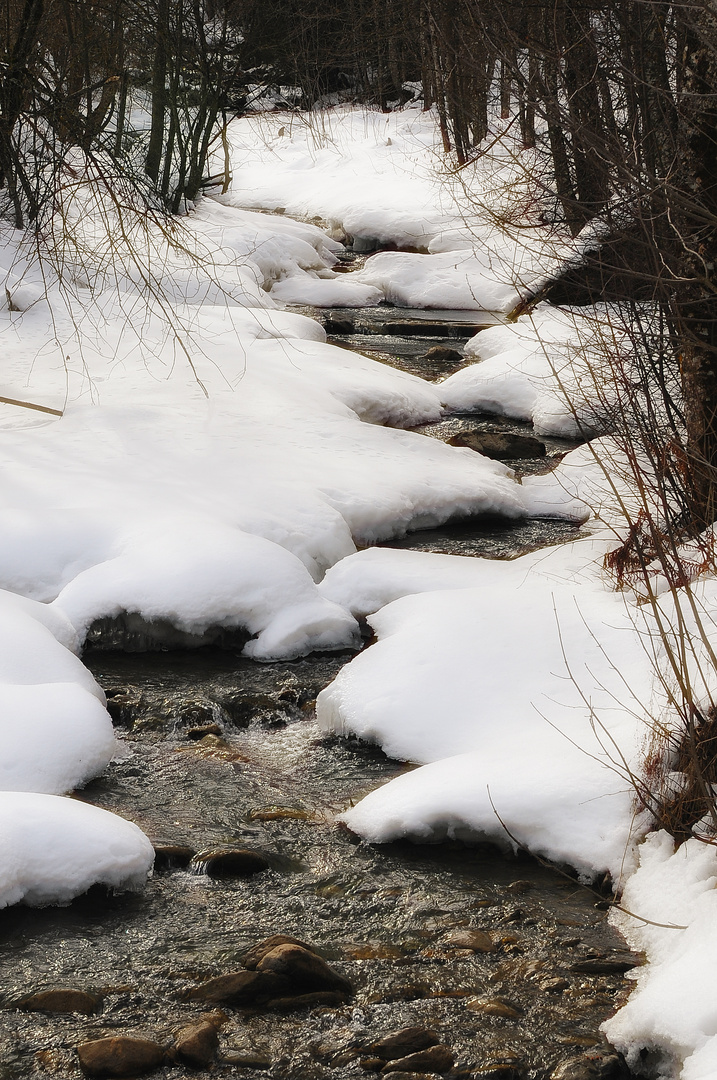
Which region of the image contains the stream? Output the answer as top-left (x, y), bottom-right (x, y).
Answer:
top-left (0, 299), bottom-right (639, 1080)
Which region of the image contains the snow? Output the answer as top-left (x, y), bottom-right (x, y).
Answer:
top-left (1, 97), bottom-right (713, 1078)
top-left (0, 589), bottom-right (114, 794)
top-left (223, 109), bottom-right (592, 311)
top-left (440, 303), bottom-right (627, 437)
top-left (0, 793), bottom-right (154, 908)
top-left (604, 834), bottom-right (717, 1080)
top-left (317, 537), bottom-right (654, 882)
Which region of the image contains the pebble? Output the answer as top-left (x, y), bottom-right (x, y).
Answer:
top-left (17, 988), bottom-right (101, 1015)
top-left (369, 1027), bottom-right (440, 1061)
top-left (540, 978), bottom-right (570, 993)
top-left (466, 997), bottom-right (521, 1019)
top-left (221, 1051), bottom-right (272, 1068)
top-left (443, 929), bottom-right (496, 953)
top-left (77, 1036), bottom-right (165, 1078)
top-left (381, 1044), bottom-right (455, 1074)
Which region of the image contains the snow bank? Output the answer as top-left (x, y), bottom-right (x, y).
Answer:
top-left (224, 109), bottom-right (589, 311)
top-left (318, 539), bottom-right (654, 881)
top-left (0, 195), bottom-right (533, 660)
top-left (0, 590), bottom-right (146, 909)
top-left (0, 793), bottom-right (153, 908)
top-left (604, 833), bottom-right (717, 1080)
top-left (441, 304), bottom-right (627, 437)
top-left (0, 590), bottom-right (114, 794)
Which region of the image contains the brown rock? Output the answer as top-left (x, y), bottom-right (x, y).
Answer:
top-left (191, 848), bottom-right (270, 876)
top-left (220, 1051), bottom-right (272, 1068)
top-left (77, 1036), bottom-right (165, 1077)
top-left (370, 1027), bottom-right (440, 1062)
top-left (540, 978), bottom-right (569, 993)
top-left (550, 1054), bottom-right (625, 1080)
top-left (444, 929), bottom-right (496, 953)
top-left (506, 880), bottom-right (533, 894)
top-left (257, 943), bottom-right (353, 995)
top-left (381, 1045), bottom-right (455, 1074)
top-left (175, 1020), bottom-right (219, 1068)
top-left (185, 970), bottom-right (291, 1006)
top-left (569, 957), bottom-right (635, 975)
top-left (424, 345), bottom-right (463, 364)
top-left (18, 989), bottom-right (101, 1015)
top-left (467, 997), bottom-right (521, 1019)
top-left (185, 723), bottom-right (223, 739)
top-left (242, 935), bottom-right (318, 970)
top-left (447, 432), bottom-right (546, 460)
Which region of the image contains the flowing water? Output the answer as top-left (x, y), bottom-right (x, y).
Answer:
top-left (0, 303), bottom-right (639, 1080)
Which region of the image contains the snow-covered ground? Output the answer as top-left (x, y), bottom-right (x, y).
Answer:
top-left (0, 102), bottom-right (714, 1077)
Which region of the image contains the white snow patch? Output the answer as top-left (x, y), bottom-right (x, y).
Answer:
top-left (0, 793), bottom-right (153, 908)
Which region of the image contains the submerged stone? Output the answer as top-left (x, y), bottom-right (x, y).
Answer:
top-left (369, 1027), bottom-right (440, 1061)
top-left (447, 432), bottom-right (546, 460)
top-left (18, 988), bottom-right (101, 1015)
top-left (185, 970), bottom-right (291, 1006)
top-left (77, 1036), bottom-right (165, 1077)
top-left (381, 1045), bottom-right (455, 1074)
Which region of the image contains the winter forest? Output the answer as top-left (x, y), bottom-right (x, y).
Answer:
top-left (2, 0), bottom-right (717, 1077)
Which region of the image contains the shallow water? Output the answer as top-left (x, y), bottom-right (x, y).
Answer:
top-left (0, 650), bottom-right (637, 1079)
top-left (0, 307), bottom-right (637, 1080)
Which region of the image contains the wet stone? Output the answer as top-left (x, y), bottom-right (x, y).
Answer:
top-left (77, 1036), bottom-right (165, 1077)
top-left (540, 977), bottom-right (569, 993)
top-left (257, 943), bottom-right (353, 995)
top-left (466, 997), bottom-right (521, 1019)
top-left (444, 929), bottom-right (496, 952)
top-left (381, 1045), bottom-right (455, 1074)
top-left (424, 345), bottom-right (464, 364)
top-left (569, 957), bottom-right (636, 975)
top-left (381, 1074), bottom-right (443, 1080)
top-left (185, 722), bottom-right (223, 739)
top-left (448, 432), bottom-right (546, 460)
top-left (550, 1052), bottom-right (629, 1079)
top-left (222, 1051), bottom-right (273, 1068)
top-left (17, 988), bottom-right (102, 1014)
top-left (506, 880), bottom-right (533, 894)
top-left (243, 935), bottom-right (320, 970)
top-left (369, 1027), bottom-right (441, 1061)
top-left (174, 1019), bottom-right (219, 1068)
top-left (191, 847), bottom-right (270, 876)
top-left (152, 843), bottom-right (195, 870)
top-left (186, 970), bottom-right (291, 1006)
top-left (324, 317), bottom-right (355, 335)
